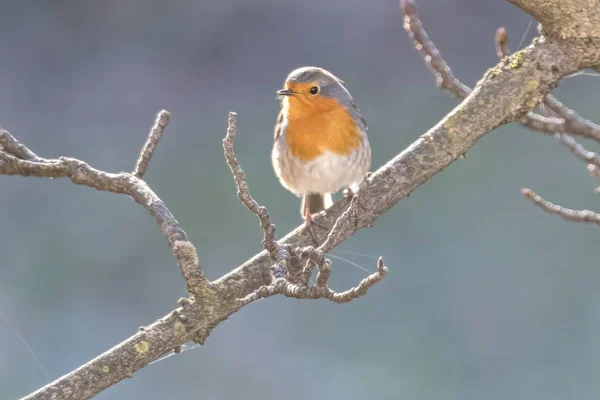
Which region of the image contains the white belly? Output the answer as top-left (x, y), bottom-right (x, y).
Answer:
top-left (271, 138), bottom-right (370, 196)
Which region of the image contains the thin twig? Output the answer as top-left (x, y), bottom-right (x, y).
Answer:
top-left (521, 113), bottom-right (566, 132)
top-left (222, 111), bottom-right (299, 293)
top-left (402, 0), bottom-right (470, 98)
top-left (318, 199), bottom-right (358, 252)
top-left (0, 129), bottom-right (42, 161)
top-left (522, 96), bottom-right (600, 142)
top-left (521, 188), bottom-right (600, 224)
top-left (543, 96), bottom-right (600, 143)
top-left (133, 110), bottom-right (171, 179)
top-left (329, 257), bottom-right (388, 303)
top-left (222, 112), bottom-right (279, 260)
top-left (556, 133), bottom-right (600, 168)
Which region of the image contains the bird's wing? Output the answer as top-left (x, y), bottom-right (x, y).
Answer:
top-left (349, 101), bottom-right (368, 132)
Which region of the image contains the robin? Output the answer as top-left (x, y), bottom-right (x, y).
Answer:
top-left (271, 66), bottom-right (371, 238)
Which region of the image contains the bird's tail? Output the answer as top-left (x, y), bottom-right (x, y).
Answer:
top-left (300, 193), bottom-right (333, 219)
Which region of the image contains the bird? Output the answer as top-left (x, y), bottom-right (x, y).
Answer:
top-left (271, 66), bottom-right (371, 239)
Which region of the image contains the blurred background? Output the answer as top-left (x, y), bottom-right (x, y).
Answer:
top-left (1, 0), bottom-right (600, 399)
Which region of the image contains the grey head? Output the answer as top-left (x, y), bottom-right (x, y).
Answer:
top-left (277, 66), bottom-right (366, 131)
top-left (277, 66), bottom-right (354, 104)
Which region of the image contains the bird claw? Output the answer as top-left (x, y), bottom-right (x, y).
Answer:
top-left (342, 186), bottom-right (356, 199)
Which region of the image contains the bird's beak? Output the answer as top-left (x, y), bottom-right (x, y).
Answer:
top-left (277, 88), bottom-right (295, 96)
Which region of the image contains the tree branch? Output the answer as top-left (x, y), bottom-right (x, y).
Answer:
top-left (507, 0), bottom-right (600, 41)
top-left (493, 25), bottom-right (600, 227)
top-left (403, 0), bottom-right (600, 141)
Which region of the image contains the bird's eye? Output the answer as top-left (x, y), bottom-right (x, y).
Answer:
top-left (309, 86), bottom-right (319, 95)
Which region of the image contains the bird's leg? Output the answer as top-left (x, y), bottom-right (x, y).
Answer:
top-left (303, 204), bottom-right (329, 246)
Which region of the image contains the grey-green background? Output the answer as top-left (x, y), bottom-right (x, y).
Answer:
top-left (1, 1), bottom-right (600, 399)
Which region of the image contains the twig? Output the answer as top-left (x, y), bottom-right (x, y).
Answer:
top-left (543, 96), bottom-right (600, 143)
top-left (0, 129), bottom-right (42, 161)
top-left (522, 103), bottom-right (600, 142)
top-left (222, 112), bottom-right (278, 260)
top-left (133, 110), bottom-right (171, 179)
top-left (402, 0), bottom-right (470, 99)
top-left (556, 133), bottom-right (600, 168)
top-left (520, 112), bottom-right (562, 130)
top-left (222, 111), bottom-right (296, 290)
top-left (521, 188), bottom-right (600, 224)
top-left (318, 199), bottom-right (358, 252)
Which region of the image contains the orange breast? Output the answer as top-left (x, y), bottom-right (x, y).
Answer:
top-left (284, 97), bottom-right (361, 162)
